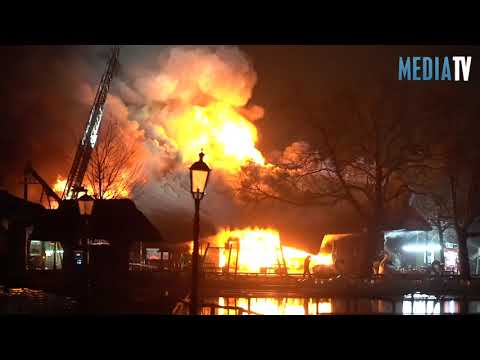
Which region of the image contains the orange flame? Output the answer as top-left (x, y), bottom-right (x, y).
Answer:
top-left (52, 175), bottom-right (129, 200)
top-left (211, 227), bottom-right (333, 274)
top-left (159, 102), bottom-right (265, 173)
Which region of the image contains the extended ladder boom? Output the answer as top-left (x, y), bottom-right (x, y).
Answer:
top-left (62, 45), bottom-right (120, 200)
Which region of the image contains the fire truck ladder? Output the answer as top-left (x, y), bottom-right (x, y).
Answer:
top-left (22, 161), bottom-right (61, 209)
top-left (62, 45), bottom-right (120, 200)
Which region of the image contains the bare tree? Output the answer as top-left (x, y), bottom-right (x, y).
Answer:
top-left (444, 121), bottom-right (480, 280)
top-left (238, 86), bottom-right (439, 275)
top-left (415, 99), bottom-right (480, 280)
top-left (412, 188), bottom-right (453, 266)
top-left (86, 119), bottom-right (144, 200)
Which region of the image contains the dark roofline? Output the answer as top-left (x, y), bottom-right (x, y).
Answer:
top-left (0, 190), bottom-right (46, 222)
top-left (32, 198), bottom-right (164, 244)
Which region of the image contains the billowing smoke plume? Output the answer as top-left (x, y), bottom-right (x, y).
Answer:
top-left (101, 46), bottom-right (267, 242)
top-left (109, 46), bottom-right (345, 247)
top-left (70, 45), bottom-right (273, 242)
top-left (0, 45), bottom-right (333, 247)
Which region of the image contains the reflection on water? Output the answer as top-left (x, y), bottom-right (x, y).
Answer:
top-left (213, 297), bottom-right (332, 315)
top-left (2, 286), bottom-right (479, 315)
top-left (203, 294), bottom-right (480, 315)
top-left (0, 286), bottom-right (78, 314)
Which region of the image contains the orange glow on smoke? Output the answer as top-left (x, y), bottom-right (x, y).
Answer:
top-left (212, 227), bottom-right (333, 274)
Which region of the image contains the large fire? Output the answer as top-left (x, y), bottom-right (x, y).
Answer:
top-left (160, 102), bottom-right (265, 173)
top-left (211, 227), bottom-right (333, 274)
top-left (45, 47), bottom-right (269, 201)
top-left (52, 175), bottom-right (129, 200)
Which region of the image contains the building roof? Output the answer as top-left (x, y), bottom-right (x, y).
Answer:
top-left (0, 190), bottom-right (45, 221)
top-left (31, 199), bottom-right (164, 245)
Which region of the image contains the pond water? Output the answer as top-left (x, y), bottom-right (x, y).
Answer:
top-left (0, 286), bottom-right (78, 315)
top-left (2, 286), bottom-right (480, 315)
top-left (202, 294), bottom-right (480, 315)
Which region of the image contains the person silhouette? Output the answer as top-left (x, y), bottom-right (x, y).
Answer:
top-left (303, 256), bottom-right (312, 278)
top-left (430, 260), bottom-right (442, 277)
top-left (335, 259), bottom-right (345, 277)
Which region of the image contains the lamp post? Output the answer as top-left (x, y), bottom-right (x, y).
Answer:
top-left (78, 193), bottom-right (94, 268)
top-left (189, 151), bottom-right (211, 315)
top-left (77, 193), bottom-right (94, 312)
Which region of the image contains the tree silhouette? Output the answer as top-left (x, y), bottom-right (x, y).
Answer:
top-left (86, 119), bottom-right (144, 200)
top-left (412, 188), bottom-right (452, 266)
top-left (238, 85), bottom-right (438, 275)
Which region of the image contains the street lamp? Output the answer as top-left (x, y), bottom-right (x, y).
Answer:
top-left (189, 151), bottom-right (211, 315)
top-left (78, 193), bottom-right (95, 217)
top-left (77, 193), bottom-right (94, 270)
top-left (77, 193), bottom-right (95, 305)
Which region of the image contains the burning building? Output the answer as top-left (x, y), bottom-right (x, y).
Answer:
top-left (201, 227), bottom-right (333, 275)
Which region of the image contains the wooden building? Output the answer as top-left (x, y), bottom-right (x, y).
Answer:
top-left (29, 199), bottom-right (166, 278)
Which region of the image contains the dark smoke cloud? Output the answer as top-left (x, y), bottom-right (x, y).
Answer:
top-left (0, 46), bottom-right (97, 190)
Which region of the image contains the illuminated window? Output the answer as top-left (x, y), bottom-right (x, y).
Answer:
top-left (444, 249), bottom-right (458, 272)
top-left (27, 240), bottom-right (63, 270)
top-left (146, 248), bottom-right (161, 261)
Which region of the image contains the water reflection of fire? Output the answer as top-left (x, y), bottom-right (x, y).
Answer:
top-left (210, 227), bottom-right (333, 274)
top-left (216, 297), bottom-right (332, 315)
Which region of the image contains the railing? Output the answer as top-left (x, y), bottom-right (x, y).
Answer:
top-left (200, 303), bottom-right (262, 315)
top-left (128, 263), bottom-right (158, 272)
top-left (203, 271), bottom-right (304, 278)
top-left (128, 263), bottom-right (189, 272)
top-left (130, 264), bottom-right (478, 283)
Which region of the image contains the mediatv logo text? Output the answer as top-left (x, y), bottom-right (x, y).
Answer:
top-left (398, 56), bottom-right (472, 81)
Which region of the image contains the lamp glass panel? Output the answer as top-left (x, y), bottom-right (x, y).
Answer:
top-left (191, 169), bottom-right (209, 194)
top-left (79, 199), bottom-right (94, 216)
